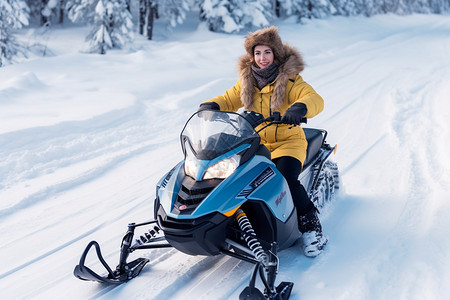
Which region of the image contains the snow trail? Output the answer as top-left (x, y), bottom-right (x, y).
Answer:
top-left (1, 14), bottom-right (450, 300)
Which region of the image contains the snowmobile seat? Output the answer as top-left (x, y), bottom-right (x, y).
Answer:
top-left (303, 128), bottom-right (325, 168)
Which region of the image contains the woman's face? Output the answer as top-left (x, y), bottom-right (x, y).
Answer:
top-left (254, 45), bottom-right (274, 69)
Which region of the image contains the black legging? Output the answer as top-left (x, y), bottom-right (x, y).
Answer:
top-left (273, 156), bottom-right (313, 216)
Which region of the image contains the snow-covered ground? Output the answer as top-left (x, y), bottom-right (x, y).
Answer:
top-left (1, 13), bottom-right (450, 300)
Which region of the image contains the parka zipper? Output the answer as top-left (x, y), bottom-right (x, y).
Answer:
top-left (269, 95), bottom-right (278, 142)
top-left (269, 95), bottom-right (272, 116)
top-left (259, 93), bottom-right (266, 141)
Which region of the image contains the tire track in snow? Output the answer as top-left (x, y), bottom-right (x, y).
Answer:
top-left (0, 138), bottom-right (167, 218)
top-left (0, 82), bottom-right (214, 298)
top-left (369, 64), bottom-right (450, 298)
top-left (0, 189), bottom-right (157, 280)
top-left (0, 101), bottom-right (177, 218)
top-left (121, 252), bottom-right (252, 300)
top-left (389, 67), bottom-right (450, 216)
top-left (155, 256), bottom-right (248, 300)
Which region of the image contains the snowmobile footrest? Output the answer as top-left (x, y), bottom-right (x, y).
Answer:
top-left (239, 281), bottom-right (294, 300)
top-left (239, 286), bottom-right (266, 300)
top-left (275, 281), bottom-right (294, 300)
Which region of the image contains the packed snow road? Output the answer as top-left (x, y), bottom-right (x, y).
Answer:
top-left (1, 14), bottom-right (450, 299)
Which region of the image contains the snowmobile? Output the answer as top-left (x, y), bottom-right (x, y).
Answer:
top-left (73, 110), bottom-right (339, 300)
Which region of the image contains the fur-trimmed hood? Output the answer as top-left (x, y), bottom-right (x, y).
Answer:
top-left (238, 26), bottom-right (305, 110)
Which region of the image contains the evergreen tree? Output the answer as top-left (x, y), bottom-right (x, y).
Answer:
top-left (86, 0), bottom-right (112, 54)
top-left (66, 0), bottom-right (97, 23)
top-left (139, 0), bottom-right (192, 40)
top-left (139, 0), bottom-right (158, 39)
top-left (380, 0), bottom-right (402, 14)
top-left (41, 0), bottom-right (61, 25)
top-left (158, 0), bottom-right (191, 28)
top-left (329, 0), bottom-right (364, 16)
top-left (67, 0), bottom-right (133, 54)
top-left (432, 0), bottom-right (450, 13)
top-left (0, 0), bottom-right (30, 67)
top-left (26, 0), bottom-right (66, 25)
top-left (279, 0), bottom-right (336, 20)
top-left (397, 0), bottom-right (430, 14)
top-left (362, 0), bottom-right (378, 16)
top-left (200, 0), bottom-right (273, 33)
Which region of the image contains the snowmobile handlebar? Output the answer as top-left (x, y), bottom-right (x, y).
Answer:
top-left (265, 111), bottom-right (282, 123)
top-left (248, 111), bottom-right (307, 133)
top-left (264, 111), bottom-right (307, 124)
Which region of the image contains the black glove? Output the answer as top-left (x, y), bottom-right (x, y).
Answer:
top-left (281, 103), bottom-right (307, 125)
top-left (198, 102), bottom-right (220, 112)
top-left (242, 111), bottom-right (264, 128)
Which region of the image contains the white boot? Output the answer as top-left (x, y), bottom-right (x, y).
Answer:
top-left (298, 207), bottom-right (327, 257)
top-left (301, 231), bottom-right (328, 257)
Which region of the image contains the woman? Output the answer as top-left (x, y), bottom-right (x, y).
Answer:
top-left (199, 26), bottom-right (326, 257)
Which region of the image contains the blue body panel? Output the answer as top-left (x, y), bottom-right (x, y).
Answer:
top-left (158, 154), bottom-right (295, 223)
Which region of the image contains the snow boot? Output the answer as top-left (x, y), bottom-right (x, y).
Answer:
top-left (298, 207), bottom-right (327, 257)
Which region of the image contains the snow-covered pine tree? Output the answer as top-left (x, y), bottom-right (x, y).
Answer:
top-left (138, 0), bottom-right (192, 40)
top-left (67, 0), bottom-right (133, 54)
top-left (66, 0), bottom-right (96, 23)
top-left (59, 0), bottom-right (66, 23)
top-left (41, 0), bottom-right (61, 25)
top-left (329, 0), bottom-right (450, 16)
top-left (279, 0), bottom-right (336, 21)
top-left (0, 0), bottom-right (30, 67)
top-left (359, 0), bottom-right (381, 16)
top-left (200, 0), bottom-right (273, 33)
top-left (329, 0), bottom-right (364, 16)
top-left (430, 0), bottom-right (450, 13)
top-left (138, 0), bottom-right (158, 39)
top-left (26, 0), bottom-right (65, 25)
top-left (86, 0), bottom-right (112, 54)
top-left (158, 0), bottom-right (191, 29)
top-left (379, 0), bottom-right (402, 14)
top-left (105, 0), bottom-right (134, 49)
top-left (396, 0), bottom-right (430, 14)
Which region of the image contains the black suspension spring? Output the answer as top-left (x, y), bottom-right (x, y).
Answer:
top-left (134, 225), bottom-right (161, 245)
top-left (236, 209), bottom-right (267, 263)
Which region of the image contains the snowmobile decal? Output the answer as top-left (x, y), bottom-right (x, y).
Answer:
top-left (160, 166), bottom-right (176, 189)
top-left (276, 190), bottom-right (287, 207)
top-left (237, 166), bottom-right (275, 199)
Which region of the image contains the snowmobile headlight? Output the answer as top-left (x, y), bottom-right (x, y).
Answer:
top-left (185, 156), bottom-right (199, 179)
top-left (203, 155), bottom-right (240, 180)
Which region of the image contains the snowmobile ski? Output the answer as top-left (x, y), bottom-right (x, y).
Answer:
top-left (74, 221), bottom-right (171, 284)
top-left (73, 240), bottom-right (150, 284)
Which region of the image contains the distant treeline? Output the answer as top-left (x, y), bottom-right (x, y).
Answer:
top-left (1, 0), bottom-right (449, 64)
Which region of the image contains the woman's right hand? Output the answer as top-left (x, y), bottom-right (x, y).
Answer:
top-left (198, 102), bottom-right (220, 112)
top-left (242, 111), bottom-right (264, 128)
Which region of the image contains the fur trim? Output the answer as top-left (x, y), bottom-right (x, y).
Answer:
top-left (238, 42), bottom-right (305, 110)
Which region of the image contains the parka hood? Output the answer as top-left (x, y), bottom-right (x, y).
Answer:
top-left (244, 26), bottom-right (286, 63)
top-left (238, 43), bottom-right (305, 111)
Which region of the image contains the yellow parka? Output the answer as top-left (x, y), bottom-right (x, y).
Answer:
top-left (203, 43), bottom-right (324, 164)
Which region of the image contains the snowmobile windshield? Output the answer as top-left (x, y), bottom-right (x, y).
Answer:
top-left (181, 110), bottom-right (260, 161)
